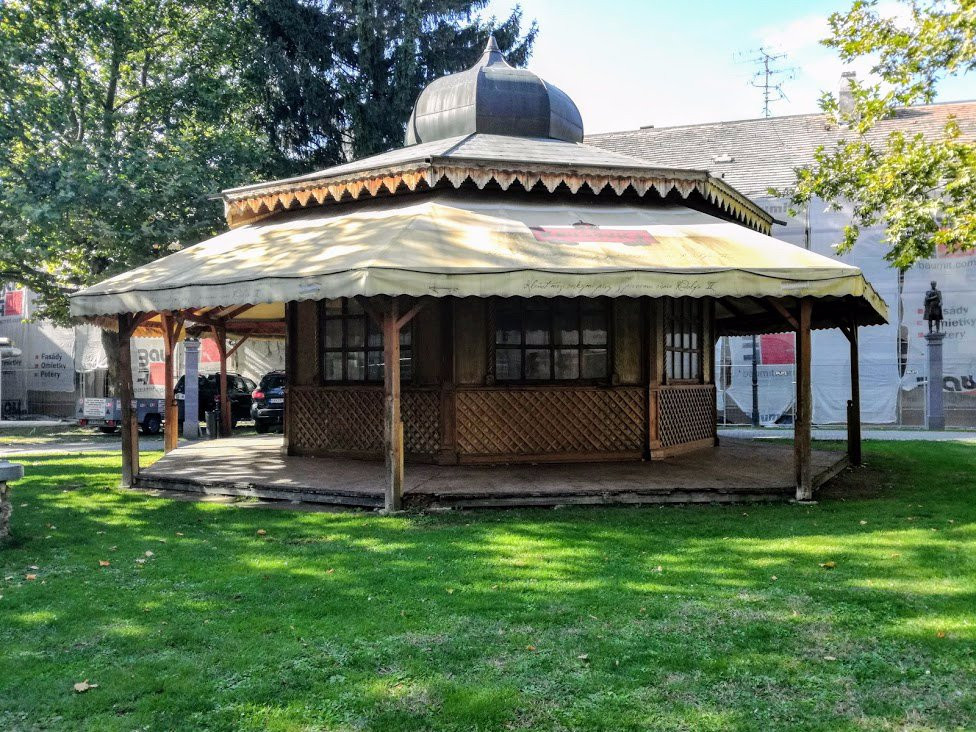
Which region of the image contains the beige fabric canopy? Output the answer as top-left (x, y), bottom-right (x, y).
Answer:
top-left (70, 193), bottom-right (887, 325)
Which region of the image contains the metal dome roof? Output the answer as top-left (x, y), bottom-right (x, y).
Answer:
top-left (405, 37), bottom-right (584, 146)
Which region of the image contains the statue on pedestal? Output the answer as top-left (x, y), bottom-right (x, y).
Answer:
top-left (924, 281), bottom-right (943, 333)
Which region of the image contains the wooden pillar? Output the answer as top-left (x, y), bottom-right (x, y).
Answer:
top-left (214, 325), bottom-right (231, 436)
top-left (118, 314), bottom-right (139, 487)
top-left (794, 299), bottom-right (813, 500)
top-left (383, 301), bottom-right (404, 511)
top-left (438, 297), bottom-right (457, 465)
top-left (845, 320), bottom-right (862, 466)
top-left (160, 312), bottom-right (183, 453)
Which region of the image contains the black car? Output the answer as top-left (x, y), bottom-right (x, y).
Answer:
top-left (251, 371), bottom-right (285, 433)
top-left (175, 373), bottom-right (256, 427)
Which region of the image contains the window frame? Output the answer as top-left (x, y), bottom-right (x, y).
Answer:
top-left (663, 297), bottom-right (704, 384)
top-left (492, 296), bottom-right (612, 385)
top-left (319, 299), bottom-right (413, 385)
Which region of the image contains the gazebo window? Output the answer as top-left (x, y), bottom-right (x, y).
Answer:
top-left (664, 297), bottom-right (703, 382)
top-left (321, 299), bottom-right (412, 383)
top-left (494, 297), bottom-right (609, 382)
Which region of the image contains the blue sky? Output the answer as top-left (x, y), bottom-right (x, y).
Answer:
top-left (483, 0), bottom-right (976, 133)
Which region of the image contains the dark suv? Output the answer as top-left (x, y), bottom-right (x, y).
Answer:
top-left (251, 371), bottom-right (285, 433)
top-left (175, 373), bottom-right (256, 427)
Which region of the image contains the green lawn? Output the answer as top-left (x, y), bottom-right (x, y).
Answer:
top-left (1, 444), bottom-right (974, 731)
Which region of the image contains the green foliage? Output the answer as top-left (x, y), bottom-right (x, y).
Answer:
top-left (782, 0), bottom-right (976, 269)
top-left (247, 0), bottom-right (536, 172)
top-left (0, 0), bottom-right (272, 322)
top-left (1, 442), bottom-right (975, 729)
top-left (0, 0), bottom-right (536, 321)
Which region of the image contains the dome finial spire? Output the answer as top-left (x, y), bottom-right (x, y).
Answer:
top-left (479, 34), bottom-right (508, 67)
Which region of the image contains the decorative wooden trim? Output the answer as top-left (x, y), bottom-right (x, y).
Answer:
top-left (223, 162), bottom-right (773, 235)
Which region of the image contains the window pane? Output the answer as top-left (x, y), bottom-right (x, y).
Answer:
top-left (582, 308), bottom-right (607, 345)
top-left (690, 330), bottom-right (698, 349)
top-left (525, 349), bottom-right (551, 379)
top-left (346, 298), bottom-right (364, 316)
top-left (581, 348), bottom-right (608, 378)
top-left (690, 352), bottom-right (700, 380)
top-left (324, 299), bottom-right (342, 316)
top-left (495, 349), bottom-right (521, 380)
top-left (683, 351), bottom-right (692, 379)
top-left (496, 301), bottom-right (521, 345)
top-left (555, 349), bottom-right (580, 379)
top-left (324, 319), bottom-right (342, 348)
top-left (400, 349), bottom-right (413, 382)
top-left (367, 350), bottom-right (384, 381)
top-left (347, 317), bottom-right (365, 348)
top-left (399, 327), bottom-right (411, 346)
top-left (324, 352), bottom-right (343, 381)
top-left (524, 305), bottom-right (550, 345)
top-left (346, 351), bottom-right (365, 381)
top-left (554, 301), bottom-right (579, 345)
top-left (367, 319), bottom-right (382, 348)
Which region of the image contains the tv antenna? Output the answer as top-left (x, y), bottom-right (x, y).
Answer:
top-left (736, 47), bottom-right (796, 117)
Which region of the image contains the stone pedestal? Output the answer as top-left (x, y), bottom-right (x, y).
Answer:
top-left (183, 339), bottom-right (200, 439)
top-left (925, 332), bottom-right (946, 431)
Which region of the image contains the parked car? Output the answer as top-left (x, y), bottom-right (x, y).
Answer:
top-left (76, 397), bottom-right (164, 435)
top-left (175, 373), bottom-right (256, 428)
top-left (250, 371), bottom-right (285, 433)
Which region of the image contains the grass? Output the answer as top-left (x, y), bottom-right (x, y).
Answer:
top-left (0, 444), bottom-right (974, 731)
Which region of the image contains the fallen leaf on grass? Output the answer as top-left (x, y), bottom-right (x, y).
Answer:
top-left (577, 653), bottom-right (590, 662)
top-left (134, 559), bottom-right (146, 565)
top-left (325, 568), bottom-right (335, 575)
top-left (526, 645), bottom-right (536, 651)
top-left (256, 529), bottom-right (267, 536)
top-left (29, 565), bottom-right (39, 570)
top-left (859, 520), bottom-right (868, 525)
top-left (144, 551), bottom-right (154, 558)
top-left (819, 561), bottom-right (836, 569)
top-left (937, 630), bottom-right (946, 638)
top-left (98, 560), bottom-right (110, 567)
top-left (73, 680), bottom-right (98, 693)
top-left (175, 532), bottom-right (184, 536)
top-left (25, 574), bottom-right (37, 581)
top-left (823, 655), bottom-right (837, 661)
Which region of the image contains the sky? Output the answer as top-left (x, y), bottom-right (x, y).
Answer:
top-left (482, 0), bottom-right (976, 134)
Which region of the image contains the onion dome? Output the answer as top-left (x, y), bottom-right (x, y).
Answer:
top-left (405, 36), bottom-right (584, 145)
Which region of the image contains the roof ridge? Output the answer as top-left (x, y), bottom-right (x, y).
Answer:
top-left (587, 98), bottom-right (976, 138)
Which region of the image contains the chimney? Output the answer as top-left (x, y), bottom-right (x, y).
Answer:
top-left (838, 71), bottom-right (857, 117)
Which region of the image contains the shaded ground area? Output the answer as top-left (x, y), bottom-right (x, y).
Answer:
top-left (1, 443), bottom-right (974, 730)
top-left (136, 436), bottom-right (846, 508)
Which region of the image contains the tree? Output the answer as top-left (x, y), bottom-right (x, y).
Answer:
top-left (783, 0), bottom-right (976, 269)
top-left (0, 0), bottom-right (273, 323)
top-left (0, 0), bottom-right (537, 326)
top-left (247, 0), bottom-right (536, 172)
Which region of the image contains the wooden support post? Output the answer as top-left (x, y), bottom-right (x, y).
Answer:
top-left (160, 312), bottom-right (183, 453)
top-left (794, 299), bottom-right (813, 500)
top-left (845, 320), bottom-right (862, 466)
top-left (212, 325), bottom-right (231, 437)
top-left (383, 300), bottom-right (404, 511)
top-left (118, 314), bottom-right (139, 487)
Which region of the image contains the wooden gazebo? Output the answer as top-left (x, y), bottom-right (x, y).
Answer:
top-left (71, 39), bottom-right (886, 510)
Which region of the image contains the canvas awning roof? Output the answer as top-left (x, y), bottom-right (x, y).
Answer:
top-left (70, 193), bottom-right (888, 332)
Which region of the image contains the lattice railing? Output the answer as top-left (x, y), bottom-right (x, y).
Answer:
top-left (652, 384), bottom-right (716, 449)
top-left (289, 387), bottom-right (439, 456)
top-left (455, 387), bottom-right (645, 457)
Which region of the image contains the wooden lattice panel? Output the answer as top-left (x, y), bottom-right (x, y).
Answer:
top-left (455, 387), bottom-right (645, 457)
top-left (656, 385), bottom-right (716, 448)
top-left (289, 387), bottom-right (439, 456)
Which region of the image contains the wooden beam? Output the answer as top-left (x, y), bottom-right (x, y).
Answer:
top-left (160, 312), bottom-right (183, 453)
top-left (794, 299), bottom-right (813, 500)
top-left (761, 298), bottom-right (800, 332)
top-left (225, 335), bottom-right (250, 360)
top-left (395, 299), bottom-right (428, 330)
top-left (210, 325), bottom-right (232, 437)
top-left (847, 319), bottom-right (862, 466)
top-left (718, 297), bottom-right (749, 320)
top-left (118, 314), bottom-right (139, 487)
top-left (382, 300), bottom-right (404, 511)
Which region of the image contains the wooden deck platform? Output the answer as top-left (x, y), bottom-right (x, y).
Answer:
top-left (135, 436), bottom-right (848, 509)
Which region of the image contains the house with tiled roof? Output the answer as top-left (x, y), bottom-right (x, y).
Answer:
top-left (588, 91), bottom-right (976, 428)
